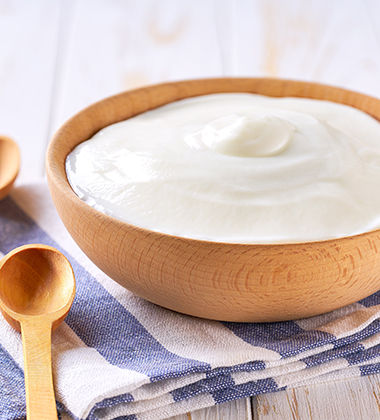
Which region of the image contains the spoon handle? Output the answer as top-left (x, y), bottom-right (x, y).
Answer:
top-left (21, 320), bottom-right (58, 420)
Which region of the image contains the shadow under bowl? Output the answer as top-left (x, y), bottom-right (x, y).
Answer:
top-left (46, 78), bottom-right (380, 322)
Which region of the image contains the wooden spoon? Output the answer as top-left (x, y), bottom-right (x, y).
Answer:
top-left (0, 244), bottom-right (76, 419)
top-left (0, 136), bottom-right (20, 200)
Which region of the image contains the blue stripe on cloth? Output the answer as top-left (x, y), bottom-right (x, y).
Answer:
top-left (171, 373), bottom-right (235, 402)
top-left (211, 378), bottom-right (281, 404)
top-left (360, 362), bottom-right (380, 376)
top-left (57, 402), bottom-right (71, 420)
top-left (171, 363), bottom-right (269, 405)
top-left (302, 343), bottom-right (365, 368)
top-left (87, 393), bottom-right (134, 420)
top-left (207, 361), bottom-right (266, 377)
top-left (171, 372), bottom-right (280, 405)
top-left (0, 343), bottom-right (26, 420)
top-left (359, 291), bottom-right (380, 308)
top-left (345, 344), bottom-right (380, 366)
top-left (223, 321), bottom-right (335, 358)
top-left (0, 197), bottom-right (210, 380)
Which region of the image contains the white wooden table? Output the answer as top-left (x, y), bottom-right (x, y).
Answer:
top-left (1, 1), bottom-right (380, 418)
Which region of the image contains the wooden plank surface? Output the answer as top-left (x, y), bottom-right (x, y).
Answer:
top-left (253, 375), bottom-right (380, 420)
top-left (48, 0), bottom-right (223, 136)
top-left (1, 1), bottom-right (380, 419)
top-left (169, 398), bottom-right (253, 420)
top-left (0, 0), bottom-right (61, 182)
top-left (216, 0), bottom-right (380, 96)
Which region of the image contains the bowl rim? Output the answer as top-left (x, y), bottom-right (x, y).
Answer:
top-left (46, 76), bottom-right (380, 247)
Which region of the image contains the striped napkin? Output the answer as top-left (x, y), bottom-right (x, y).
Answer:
top-left (1, 182), bottom-right (380, 420)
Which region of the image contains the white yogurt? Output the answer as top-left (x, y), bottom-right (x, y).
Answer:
top-left (66, 93), bottom-right (380, 243)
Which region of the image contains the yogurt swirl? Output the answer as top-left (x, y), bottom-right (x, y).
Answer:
top-left (185, 113), bottom-right (295, 157)
top-left (66, 93), bottom-right (380, 243)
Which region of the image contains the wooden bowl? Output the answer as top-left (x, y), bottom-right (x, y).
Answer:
top-left (46, 78), bottom-right (380, 322)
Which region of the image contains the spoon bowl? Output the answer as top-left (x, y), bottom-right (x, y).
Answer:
top-left (0, 136), bottom-right (20, 200)
top-left (0, 244), bottom-right (75, 419)
top-left (0, 245), bottom-right (75, 320)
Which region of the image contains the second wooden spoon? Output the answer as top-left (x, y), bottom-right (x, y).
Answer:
top-left (0, 244), bottom-right (76, 419)
top-left (0, 136), bottom-right (20, 200)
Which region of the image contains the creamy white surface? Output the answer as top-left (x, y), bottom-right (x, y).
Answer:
top-left (66, 93), bottom-right (380, 243)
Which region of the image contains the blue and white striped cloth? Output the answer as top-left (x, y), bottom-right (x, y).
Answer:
top-left (1, 182), bottom-right (380, 420)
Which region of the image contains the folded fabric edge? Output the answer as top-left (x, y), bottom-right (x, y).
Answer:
top-left (86, 352), bottom-right (380, 419)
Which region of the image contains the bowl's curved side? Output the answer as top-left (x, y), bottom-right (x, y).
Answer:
top-left (46, 78), bottom-right (380, 322)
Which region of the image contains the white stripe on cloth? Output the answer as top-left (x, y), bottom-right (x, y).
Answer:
top-left (296, 303), bottom-right (380, 339)
top-left (275, 358), bottom-right (350, 388)
top-left (291, 365), bottom-right (363, 387)
top-left (99, 393), bottom-right (216, 420)
top-left (361, 333), bottom-right (380, 350)
top-left (291, 356), bottom-right (380, 388)
top-left (53, 324), bottom-right (149, 419)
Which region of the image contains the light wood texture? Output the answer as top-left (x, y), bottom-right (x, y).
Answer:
top-left (3, 0), bottom-right (380, 418)
top-left (47, 77), bottom-right (380, 323)
top-left (0, 0), bottom-right (61, 182)
top-left (21, 319), bottom-right (57, 420)
top-left (215, 0), bottom-right (380, 97)
top-left (254, 376), bottom-right (380, 419)
top-left (0, 135), bottom-right (20, 199)
top-left (0, 244), bottom-right (76, 420)
top-left (169, 398), bottom-right (253, 420)
top-left (48, 0), bottom-right (222, 136)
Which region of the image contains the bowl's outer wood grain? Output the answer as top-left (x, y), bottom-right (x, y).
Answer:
top-left (46, 78), bottom-right (380, 322)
